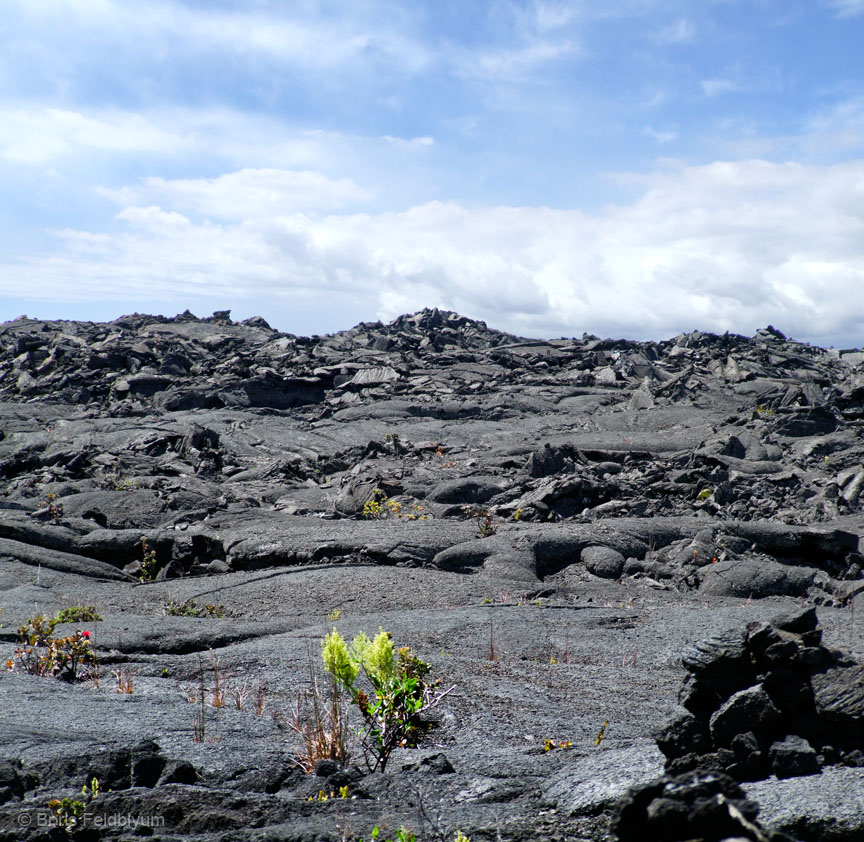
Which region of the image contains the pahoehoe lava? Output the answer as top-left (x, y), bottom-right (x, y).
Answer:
top-left (1, 308), bottom-right (863, 841)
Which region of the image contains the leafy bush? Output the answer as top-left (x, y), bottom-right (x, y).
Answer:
top-left (163, 599), bottom-right (225, 618)
top-left (9, 615), bottom-right (95, 682)
top-left (54, 605), bottom-right (103, 624)
top-left (139, 538), bottom-right (159, 582)
top-left (35, 492), bottom-right (64, 523)
top-left (461, 505), bottom-right (496, 537)
top-left (49, 777), bottom-right (100, 832)
top-left (321, 628), bottom-right (454, 772)
top-left (363, 489), bottom-right (427, 521)
top-left (359, 828), bottom-right (416, 842)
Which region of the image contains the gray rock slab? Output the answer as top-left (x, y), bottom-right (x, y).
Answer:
top-left (744, 766), bottom-right (864, 840)
top-left (699, 557), bottom-right (819, 599)
top-left (543, 741), bottom-right (665, 815)
top-left (812, 663), bottom-right (864, 721)
top-left (0, 536), bottom-right (135, 582)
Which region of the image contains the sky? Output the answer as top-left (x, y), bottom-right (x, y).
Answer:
top-left (2, 0), bottom-right (864, 347)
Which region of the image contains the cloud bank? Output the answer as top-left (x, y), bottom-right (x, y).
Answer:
top-left (3, 158), bottom-right (863, 347)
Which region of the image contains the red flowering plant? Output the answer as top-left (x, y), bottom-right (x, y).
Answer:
top-left (8, 615), bottom-right (96, 682)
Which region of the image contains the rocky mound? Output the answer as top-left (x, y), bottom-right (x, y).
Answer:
top-left (611, 768), bottom-right (792, 842)
top-left (656, 605), bottom-right (864, 781)
top-left (1, 308), bottom-right (864, 841)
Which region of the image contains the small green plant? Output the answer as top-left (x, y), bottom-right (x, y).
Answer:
top-left (306, 786), bottom-right (349, 802)
top-left (49, 796), bottom-right (86, 832)
top-left (363, 489), bottom-right (427, 521)
top-left (359, 827), bottom-right (417, 842)
top-left (103, 472), bottom-right (138, 491)
top-left (10, 616), bottom-right (95, 682)
top-left (34, 492), bottom-right (64, 523)
top-left (139, 538), bottom-right (159, 582)
top-left (163, 599), bottom-right (225, 618)
top-left (54, 605), bottom-right (103, 624)
top-left (48, 777), bottom-right (99, 833)
top-left (595, 720), bottom-right (609, 746)
top-left (328, 608), bottom-right (342, 622)
top-left (322, 628), bottom-right (454, 772)
top-left (461, 505), bottom-right (496, 537)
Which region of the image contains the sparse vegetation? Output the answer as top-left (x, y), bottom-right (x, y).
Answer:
top-left (139, 538), bottom-right (159, 582)
top-left (321, 628), bottom-right (455, 772)
top-left (595, 720), bottom-right (609, 746)
top-left (163, 598), bottom-right (226, 618)
top-left (461, 505), bottom-right (496, 538)
top-left (113, 665), bottom-right (134, 694)
top-left (289, 650), bottom-right (352, 773)
top-left (363, 488), bottom-right (427, 521)
top-left (48, 779), bottom-right (99, 832)
top-left (103, 471), bottom-right (138, 491)
top-left (8, 615), bottom-right (96, 682)
top-left (34, 492), bottom-right (64, 523)
top-left (358, 827), bottom-right (416, 842)
top-left (306, 786), bottom-right (349, 802)
top-left (54, 605), bottom-right (103, 624)
top-left (48, 795), bottom-right (86, 832)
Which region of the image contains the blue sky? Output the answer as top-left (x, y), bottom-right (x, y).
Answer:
top-left (2, 0), bottom-right (864, 346)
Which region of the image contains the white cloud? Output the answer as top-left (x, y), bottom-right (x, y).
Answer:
top-left (380, 135), bottom-right (435, 149)
top-left (533, 1), bottom-right (579, 31)
top-left (0, 106), bottom-right (437, 192)
top-left (5, 0), bottom-right (430, 75)
top-left (700, 78), bottom-right (736, 98)
top-left (100, 169), bottom-right (372, 219)
top-left (0, 108), bottom-right (185, 163)
top-left (823, 0), bottom-right (864, 18)
top-left (643, 125), bottom-right (677, 144)
top-left (655, 18), bottom-right (695, 44)
top-left (804, 97), bottom-right (864, 153)
top-left (469, 39), bottom-right (578, 80)
top-left (4, 159), bottom-right (864, 346)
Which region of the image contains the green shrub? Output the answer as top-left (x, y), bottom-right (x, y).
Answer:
top-left (321, 628), bottom-right (454, 772)
top-left (461, 505), bottom-right (496, 537)
top-left (49, 777), bottom-right (100, 832)
top-left (363, 489), bottom-right (427, 520)
top-left (163, 599), bottom-right (225, 618)
top-left (54, 606), bottom-right (103, 624)
top-left (139, 538), bottom-right (159, 582)
top-left (9, 615), bottom-right (95, 682)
